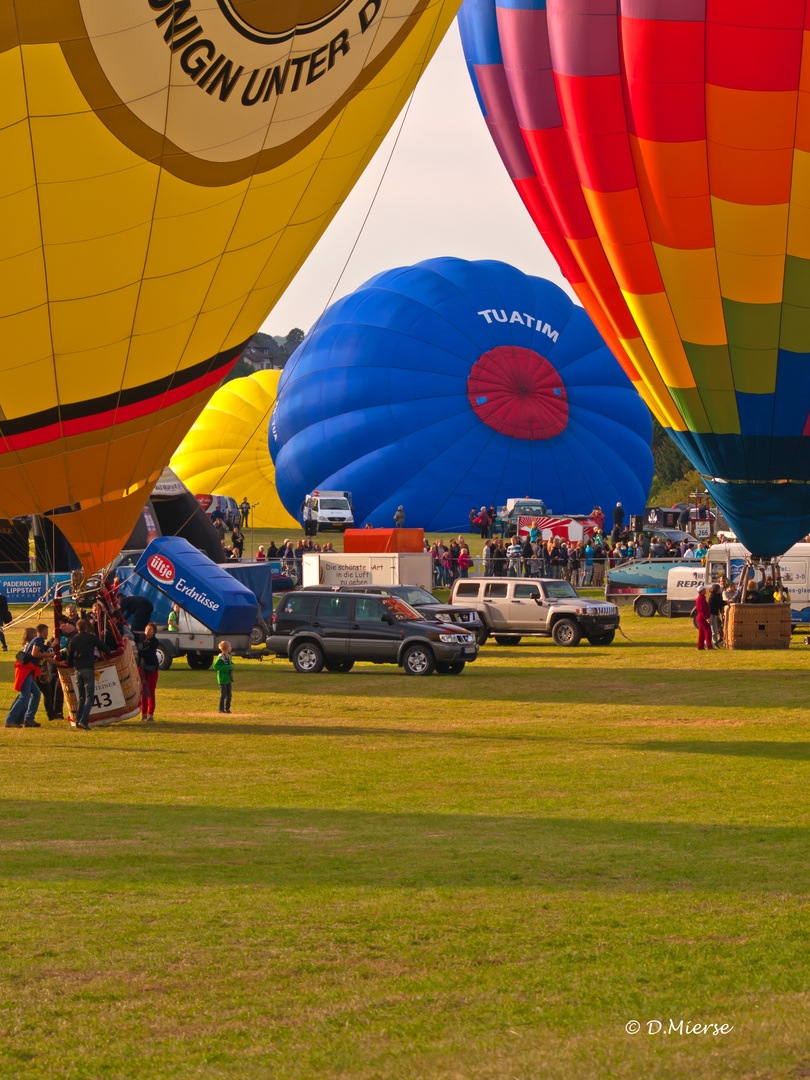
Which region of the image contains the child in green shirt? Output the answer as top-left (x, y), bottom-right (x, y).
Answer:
top-left (168, 603), bottom-right (180, 633)
top-left (213, 640), bottom-right (233, 714)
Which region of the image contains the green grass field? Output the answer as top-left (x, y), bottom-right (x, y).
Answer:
top-left (1, 607), bottom-right (808, 1079)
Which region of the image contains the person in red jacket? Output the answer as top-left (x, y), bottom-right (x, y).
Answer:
top-left (695, 586), bottom-right (712, 651)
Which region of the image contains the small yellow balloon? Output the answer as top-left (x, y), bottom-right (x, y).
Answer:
top-left (171, 371), bottom-right (298, 530)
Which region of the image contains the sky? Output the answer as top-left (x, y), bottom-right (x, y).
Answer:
top-left (261, 20), bottom-right (573, 338)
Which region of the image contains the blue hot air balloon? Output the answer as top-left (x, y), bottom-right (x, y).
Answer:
top-left (269, 258), bottom-right (653, 531)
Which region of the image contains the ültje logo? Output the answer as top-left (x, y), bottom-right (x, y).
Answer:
top-left (147, 554), bottom-right (175, 583)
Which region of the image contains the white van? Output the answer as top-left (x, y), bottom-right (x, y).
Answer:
top-left (664, 542), bottom-right (810, 626)
top-left (195, 493), bottom-right (241, 527)
top-left (301, 491), bottom-right (354, 532)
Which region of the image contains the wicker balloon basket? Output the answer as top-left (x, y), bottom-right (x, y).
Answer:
top-left (58, 639), bottom-right (143, 728)
top-left (725, 603), bottom-right (792, 650)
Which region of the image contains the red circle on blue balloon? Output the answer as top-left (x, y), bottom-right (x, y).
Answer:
top-left (467, 346), bottom-right (568, 440)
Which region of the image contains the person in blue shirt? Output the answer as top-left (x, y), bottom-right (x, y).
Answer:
top-left (583, 542), bottom-right (595, 586)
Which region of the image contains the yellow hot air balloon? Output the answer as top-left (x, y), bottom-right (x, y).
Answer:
top-left (0, 0), bottom-right (458, 571)
top-left (171, 370), bottom-right (297, 529)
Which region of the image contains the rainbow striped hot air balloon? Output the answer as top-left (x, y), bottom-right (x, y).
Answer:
top-left (459, 0), bottom-right (810, 556)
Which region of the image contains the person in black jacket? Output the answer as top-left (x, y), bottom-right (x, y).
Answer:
top-left (522, 538), bottom-right (534, 577)
top-left (137, 623), bottom-right (160, 723)
top-left (231, 525), bottom-right (245, 560)
top-left (0, 592), bottom-right (10, 651)
top-left (66, 619), bottom-right (110, 730)
top-left (759, 575), bottom-right (777, 604)
top-left (611, 502), bottom-right (625, 541)
top-left (707, 583), bottom-right (726, 647)
top-left (120, 594), bottom-right (154, 634)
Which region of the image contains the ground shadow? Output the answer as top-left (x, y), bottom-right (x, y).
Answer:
top-left (626, 740), bottom-right (810, 760)
top-left (117, 720), bottom-right (565, 740)
top-left (215, 665), bottom-right (810, 709)
top-left (1, 802), bottom-right (808, 894)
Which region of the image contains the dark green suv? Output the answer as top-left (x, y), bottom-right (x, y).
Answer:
top-left (267, 591), bottom-right (479, 675)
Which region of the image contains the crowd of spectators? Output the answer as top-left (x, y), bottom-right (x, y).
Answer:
top-left (276, 538), bottom-right (336, 583)
top-left (427, 529), bottom-right (714, 587)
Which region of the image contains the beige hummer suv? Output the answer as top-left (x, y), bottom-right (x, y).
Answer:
top-left (449, 577), bottom-right (619, 646)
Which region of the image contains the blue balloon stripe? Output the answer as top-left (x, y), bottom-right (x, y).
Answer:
top-left (275, 394), bottom-right (484, 498)
top-left (416, 421), bottom-right (506, 530)
top-left (307, 410), bottom-right (485, 524)
top-left (370, 418), bottom-right (499, 526)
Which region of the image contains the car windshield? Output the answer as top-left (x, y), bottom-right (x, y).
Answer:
top-left (381, 597), bottom-right (423, 621)
top-left (394, 587), bottom-right (435, 607)
top-left (544, 581), bottom-right (578, 599)
top-left (320, 499), bottom-right (348, 510)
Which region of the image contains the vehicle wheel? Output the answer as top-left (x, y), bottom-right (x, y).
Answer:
top-left (476, 628), bottom-right (489, 645)
top-left (436, 661), bottom-right (466, 674)
top-left (402, 645), bottom-right (436, 676)
top-left (250, 621), bottom-right (266, 646)
top-left (494, 635), bottom-right (522, 646)
top-left (186, 650), bottom-right (213, 670)
top-left (155, 646), bottom-right (172, 671)
top-left (551, 619), bottom-right (582, 647)
top-left (586, 629), bottom-right (616, 646)
top-left (657, 600), bottom-right (672, 618)
top-left (692, 610), bottom-right (699, 629)
top-left (324, 660), bottom-right (355, 673)
top-left (635, 596), bottom-right (656, 618)
top-left (291, 641), bottom-right (325, 674)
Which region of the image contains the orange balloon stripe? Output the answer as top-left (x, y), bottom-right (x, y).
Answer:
top-left (707, 85), bottom-right (798, 151)
top-left (629, 138), bottom-right (714, 251)
top-left (708, 143), bottom-right (794, 206)
top-left (796, 26), bottom-right (810, 157)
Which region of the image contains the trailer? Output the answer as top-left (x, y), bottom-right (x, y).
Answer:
top-left (122, 538), bottom-right (263, 669)
top-left (301, 552), bottom-right (433, 591)
top-left (498, 498), bottom-right (597, 542)
top-left (604, 557), bottom-right (695, 616)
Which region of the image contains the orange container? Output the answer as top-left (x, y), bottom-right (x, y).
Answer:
top-left (343, 528), bottom-right (425, 553)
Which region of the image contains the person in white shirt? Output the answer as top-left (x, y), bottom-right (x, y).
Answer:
top-left (506, 539), bottom-right (522, 577)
